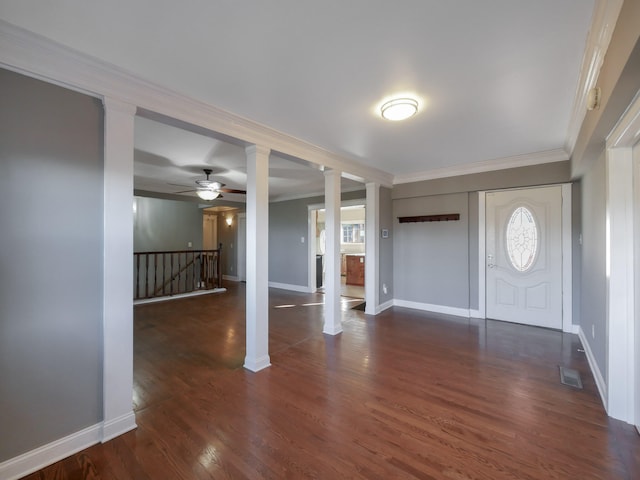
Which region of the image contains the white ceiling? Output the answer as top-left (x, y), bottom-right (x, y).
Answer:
top-left (0, 0), bottom-right (596, 201)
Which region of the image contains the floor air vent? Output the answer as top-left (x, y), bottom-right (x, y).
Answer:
top-left (559, 366), bottom-right (583, 389)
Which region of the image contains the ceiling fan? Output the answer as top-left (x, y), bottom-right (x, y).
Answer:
top-left (174, 169), bottom-right (246, 200)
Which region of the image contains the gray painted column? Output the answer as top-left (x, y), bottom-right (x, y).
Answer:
top-left (102, 97), bottom-right (137, 441)
top-left (365, 182), bottom-right (380, 315)
top-left (323, 169), bottom-right (343, 335)
top-left (244, 145), bottom-right (271, 371)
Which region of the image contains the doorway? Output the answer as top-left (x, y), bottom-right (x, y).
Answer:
top-left (485, 186), bottom-right (563, 329)
top-left (309, 201), bottom-right (365, 299)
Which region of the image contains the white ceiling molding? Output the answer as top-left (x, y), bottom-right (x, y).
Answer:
top-left (564, 0), bottom-right (623, 156)
top-left (393, 149), bottom-right (569, 184)
top-left (0, 20), bottom-right (393, 188)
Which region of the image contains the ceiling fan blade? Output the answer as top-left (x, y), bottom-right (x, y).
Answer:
top-left (218, 188), bottom-right (246, 194)
top-left (173, 189), bottom-right (198, 194)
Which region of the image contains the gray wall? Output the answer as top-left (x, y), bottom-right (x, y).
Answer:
top-left (570, 1), bottom-right (640, 393)
top-left (134, 196), bottom-right (203, 251)
top-left (392, 161), bottom-right (573, 311)
top-left (468, 192), bottom-right (479, 311)
top-left (578, 154), bottom-right (608, 382)
top-left (0, 69), bottom-right (104, 460)
top-left (269, 198), bottom-right (312, 286)
top-left (268, 190), bottom-right (367, 287)
top-left (393, 161), bottom-right (571, 199)
top-left (379, 186), bottom-right (394, 304)
top-left (394, 193), bottom-right (470, 308)
top-left (217, 212), bottom-right (239, 277)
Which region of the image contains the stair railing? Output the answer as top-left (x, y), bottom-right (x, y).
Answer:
top-left (133, 244), bottom-right (222, 300)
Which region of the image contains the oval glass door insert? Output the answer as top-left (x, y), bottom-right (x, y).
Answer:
top-left (506, 206), bottom-right (538, 272)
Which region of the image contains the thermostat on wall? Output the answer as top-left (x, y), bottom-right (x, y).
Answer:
top-left (381, 229), bottom-right (389, 238)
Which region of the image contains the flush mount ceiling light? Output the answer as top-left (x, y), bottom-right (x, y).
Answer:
top-left (380, 97), bottom-right (419, 121)
top-left (197, 189), bottom-right (220, 201)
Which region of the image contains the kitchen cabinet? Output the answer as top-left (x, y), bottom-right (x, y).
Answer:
top-left (345, 254), bottom-right (365, 286)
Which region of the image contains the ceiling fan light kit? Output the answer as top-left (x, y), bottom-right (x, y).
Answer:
top-left (197, 189), bottom-right (220, 200)
top-left (381, 97), bottom-right (419, 121)
top-left (174, 168), bottom-right (247, 199)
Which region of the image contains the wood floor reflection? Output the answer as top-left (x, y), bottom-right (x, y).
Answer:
top-left (24, 283), bottom-right (640, 479)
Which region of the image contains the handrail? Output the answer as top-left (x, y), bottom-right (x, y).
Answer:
top-left (133, 244), bottom-right (222, 300)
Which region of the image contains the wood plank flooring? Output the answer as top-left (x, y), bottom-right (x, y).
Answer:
top-left (23, 283), bottom-right (640, 479)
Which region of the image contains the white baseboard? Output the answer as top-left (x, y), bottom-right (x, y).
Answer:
top-left (393, 299), bottom-right (471, 318)
top-left (223, 274), bottom-right (240, 282)
top-left (243, 355), bottom-right (271, 372)
top-left (569, 324), bottom-right (580, 335)
top-left (0, 423), bottom-right (102, 480)
top-left (268, 281), bottom-right (311, 293)
top-left (376, 299), bottom-right (394, 314)
top-left (469, 309), bottom-right (483, 318)
top-left (133, 288), bottom-right (226, 305)
top-left (102, 411), bottom-right (137, 443)
top-left (578, 326), bottom-right (608, 412)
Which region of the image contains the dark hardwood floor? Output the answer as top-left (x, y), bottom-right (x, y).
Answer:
top-left (23, 283), bottom-right (640, 479)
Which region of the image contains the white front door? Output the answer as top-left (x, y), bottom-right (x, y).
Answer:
top-left (486, 186), bottom-right (562, 329)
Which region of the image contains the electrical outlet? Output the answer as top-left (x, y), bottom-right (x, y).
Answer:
top-left (592, 324), bottom-right (595, 339)
top-left (382, 283), bottom-right (388, 295)
top-left (301, 236), bottom-right (305, 243)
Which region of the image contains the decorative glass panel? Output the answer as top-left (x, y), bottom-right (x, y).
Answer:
top-left (506, 206), bottom-right (538, 272)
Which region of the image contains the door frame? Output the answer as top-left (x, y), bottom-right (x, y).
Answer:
top-left (307, 199), bottom-right (366, 293)
top-left (478, 183), bottom-right (573, 333)
top-left (604, 90), bottom-right (640, 424)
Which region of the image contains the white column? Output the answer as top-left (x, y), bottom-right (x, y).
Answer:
top-left (606, 146), bottom-right (635, 421)
top-left (102, 97), bottom-right (137, 441)
top-left (244, 145), bottom-right (271, 372)
top-left (365, 182), bottom-right (380, 315)
top-left (323, 169), bottom-right (343, 335)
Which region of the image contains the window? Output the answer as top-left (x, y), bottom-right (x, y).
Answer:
top-left (506, 206), bottom-right (538, 272)
top-left (342, 223), bottom-right (365, 243)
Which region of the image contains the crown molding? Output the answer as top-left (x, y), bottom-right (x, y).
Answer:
top-left (393, 149), bottom-right (569, 184)
top-left (564, 0), bottom-right (623, 156)
top-left (0, 20), bottom-right (393, 188)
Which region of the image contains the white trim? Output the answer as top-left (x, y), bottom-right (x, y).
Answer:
top-left (322, 169), bottom-right (344, 336)
top-left (376, 299), bottom-right (394, 314)
top-left (102, 97), bottom-right (137, 444)
top-left (393, 299), bottom-right (470, 319)
top-left (579, 327), bottom-right (608, 411)
top-left (223, 274), bottom-right (240, 282)
top-left (469, 309), bottom-right (483, 319)
top-left (243, 145), bottom-right (271, 372)
top-left (243, 355), bottom-right (271, 373)
top-left (101, 412), bottom-right (137, 443)
top-left (565, 0), bottom-right (624, 157)
top-left (271, 186), bottom-right (364, 203)
top-left (393, 149), bottom-right (568, 184)
top-left (365, 183), bottom-right (380, 315)
top-left (562, 184), bottom-right (574, 333)
top-left (0, 21), bottom-right (393, 188)
top-left (268, 282), bottom-right (311, 293)
top-left (133, 288), bottom-right (226, 305)
top-left (601, 90), bottom-right (640, 423)
top-left (0, 423), bottom-right (102, 480)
